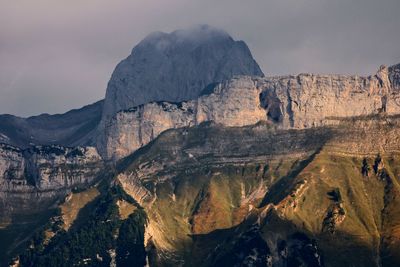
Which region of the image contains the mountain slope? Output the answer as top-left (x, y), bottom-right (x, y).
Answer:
top-left (2, 25), bottom-right (400, 267)
top-left (0, 100), bottom-right (103, 148)
top-left (0, 144), bottom-right (104, 265)
top-left (115, 116), bottom-right (400, 267)
top-left (12, 115), bottom-right (400, 267)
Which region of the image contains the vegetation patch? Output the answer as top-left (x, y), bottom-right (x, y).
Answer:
top-left (60, 187), bottom-right (100, 230)
top-left (17, 185), bottom-right (147, 267)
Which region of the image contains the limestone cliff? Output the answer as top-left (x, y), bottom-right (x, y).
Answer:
top-left (0, 143), bottom-right (103, 225)
top-left (257, 64), bottom-right (397, 128)
top-left (101, 64), bottom-right (400, 160)
top-left (103, 77), bottom-right (266, 160)
top-left (97, 25), bottom-right (264, 158)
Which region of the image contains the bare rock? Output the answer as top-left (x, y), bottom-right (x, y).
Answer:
top-left (103, 77), bottom-right (266, 160)
top-left (101, 25), bottom-right (263, 123)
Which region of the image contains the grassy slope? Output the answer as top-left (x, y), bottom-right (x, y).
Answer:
top-left (9, 118), bottom-right (400, 267)
top-left (60, 187), bottom-right (100, 230)
top-left (130, 120), bottom-right (400, 266)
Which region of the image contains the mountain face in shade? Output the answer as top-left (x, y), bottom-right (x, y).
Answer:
top-left (101, 25), bottom-right (264, 122)
top-left (0, 100), bottom-right (103, 148)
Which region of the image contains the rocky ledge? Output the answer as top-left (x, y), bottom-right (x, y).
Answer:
top-left (0, 143), bottom-right (103, 224)
top-left (0, 143), bottom-right (102, 192)
top-left (100, 64), bottom-right (400, 160)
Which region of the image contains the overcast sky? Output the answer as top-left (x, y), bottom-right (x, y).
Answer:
top-left (1, 0), bottom-right (399, 117)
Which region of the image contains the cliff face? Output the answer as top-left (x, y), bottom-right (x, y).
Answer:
top-left (0, 144), bottom-right (102, 191)
top-left (101, 25), bottom-right (263, 123)
top-left (101, 64), bottom-right (400, 160)
top-left (0, 144), bottom-right (103, 225)
top-left (103, 77), bottom-right (266, 160)
top-left (97, 25), bottom-right (264, 157)
top-left (258, 65), bottom-right (396, 129)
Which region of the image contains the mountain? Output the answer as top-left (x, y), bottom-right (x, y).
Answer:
top-left (101, 25), bottom-right (264, 123)
top-left (0, 100), bottom-right (103, 148)
top-left (9, 115), bottom-right (400, 266)
top-left (1, 25), bottom-right (400, 267)
top-left (97, 25), bottom-right (264, 157)
top-left (100, 64), bottom-right (400, 160)
top-left (108, 115), bottom-right (400, 267)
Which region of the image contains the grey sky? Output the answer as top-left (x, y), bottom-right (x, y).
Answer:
top-left (0, 0), bottom-right (399, 117)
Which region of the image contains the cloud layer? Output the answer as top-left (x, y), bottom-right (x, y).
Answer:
top-left (1, 0), bottom-right (399, 116)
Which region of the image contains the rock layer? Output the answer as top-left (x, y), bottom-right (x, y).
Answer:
top-left (0, 144), bottom-right (103, 224)
top-left (103, 77), bottom-right (266, 160)
top-left (257, 65), bottom-right (397, 129)
top-left (101, 64), bottom-right (400, 160)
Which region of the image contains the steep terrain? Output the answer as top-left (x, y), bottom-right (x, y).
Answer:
top-left (101, 64), bottom-right (400, 160)
top-left (1, 25), bottom-right (400, 267)
top-left (103, 77), bottom-right (266, 160)
top-left (97, 25), bottom-right (264, 158)
top-left (101, 25), bottom-right (264, 123)
top-left (13, 116), bottom-right (400, 267)
top-left (0, 143), bottom-right (103, 264)
top-left (114, 116), bottom-right (400, 267)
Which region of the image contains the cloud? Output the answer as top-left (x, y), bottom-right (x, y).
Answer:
top-left (0, 0), bottom-right (399, 116)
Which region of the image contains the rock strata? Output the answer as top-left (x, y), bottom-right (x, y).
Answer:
top-left (103, 77), bottom-right (266, 160)
top-left (101, 64), bottom-right (400, 160)
top-left (0, 143), bottom-right (103, 223)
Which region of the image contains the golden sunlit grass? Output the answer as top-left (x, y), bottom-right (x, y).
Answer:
top-left (60, 187), bottom-right (100, 230)
top-left (116, 199), bottom-right (136, 220)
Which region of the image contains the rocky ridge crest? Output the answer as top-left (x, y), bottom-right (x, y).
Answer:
top-left (101, 64), bottom-right (400, 160)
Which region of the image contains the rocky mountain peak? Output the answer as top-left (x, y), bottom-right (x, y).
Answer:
top-left (100, 25), bottom-right (264, 123)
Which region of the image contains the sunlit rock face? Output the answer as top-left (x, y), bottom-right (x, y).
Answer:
top-left (257, 64), bottom-right (399, 129)
top-left (100, 64), bottom-right (400, 161)
top-left (103, 77), bottom-right (266, 160)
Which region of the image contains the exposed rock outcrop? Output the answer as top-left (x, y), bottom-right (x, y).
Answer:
top-left (101, 25), bottom-right (264, 123)
top-left (0, 143), bottom-right (103, 224)
top-left (0, 144), bottom-right (102, 191)
top-left (257, 64), bottom-right (397, 129)
top-left (97, 25), bottom-right (264, 158)
top-left (101, 64), bottom-right (400, 160)
top-left (103, 77), bottom-right (266, 160)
